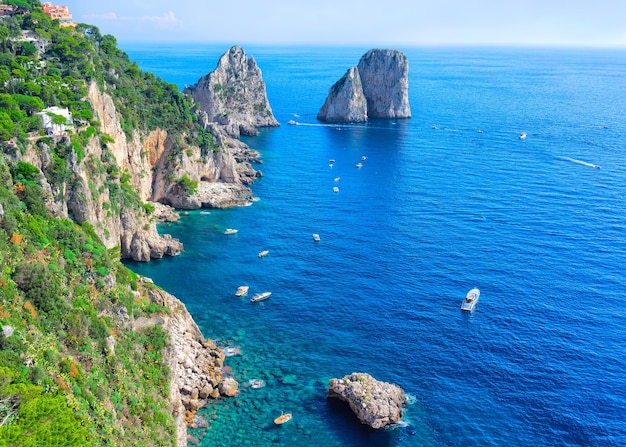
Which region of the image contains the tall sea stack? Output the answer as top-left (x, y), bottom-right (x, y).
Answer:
top-left (184, 46), bottom-right (279, 138)
top-left (318, 49), bottom-right (411, 123)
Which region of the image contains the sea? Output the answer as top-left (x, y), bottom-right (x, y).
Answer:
top-left (121, 43), bottom-right (626, 447)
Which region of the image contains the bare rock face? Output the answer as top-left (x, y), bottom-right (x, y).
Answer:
top-left (318, 49), bottom-right (411, 123)
top-left (138, 282), bottom-right (238, 445)
top-left (184, 46), bottom-right (279, 138)
top-left (317, 67), bottom-right (368, 123)
top-left (357, 49), bottom-right (411, 119)
top-left (327, 372), bottom-right (408, 429)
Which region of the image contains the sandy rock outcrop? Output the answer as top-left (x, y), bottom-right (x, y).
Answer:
top-left (184, 46), bottom-right (279, 138)
top-left (327, 372), bottom-right (408, 429)
top-left (318, 49), bottom-right (411, 123)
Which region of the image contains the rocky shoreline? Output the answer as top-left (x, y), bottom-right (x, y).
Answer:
top-left (136, 279), bottom-right (238, 447)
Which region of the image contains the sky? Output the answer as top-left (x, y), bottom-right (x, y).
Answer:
top-left (58, 0), bottom-right (626, 47)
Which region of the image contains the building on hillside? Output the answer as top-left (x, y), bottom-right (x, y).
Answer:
top-left (41, 2), bottom-right (75, 26)
top-left (0, 5), bottom-right (17, 17)
top-left (37, 106), bottom-right (73, 136)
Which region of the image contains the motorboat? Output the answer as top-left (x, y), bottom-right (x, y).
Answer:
top-left (224, 228), bottom-right (238, 235)
top-left (461, 288), bottom-right (480, 312)
top-left (312, 233), bottom-right (320, 242)
top-left (248, 379), bottom-right (265, 389)
top-left (334, 177), bottom-right (340, 182)
top-left (355, 162), bottom-right (363, 168)
top-left (223, 346), bottom-right (241, 357)
top-left (251, 292), bottom-right (271, 302)
top-left (361, 156), bottom-right (367, 161)
top-left (333, 186), bottom-right (339, 193)
top-left (235, 285), bottom-right (249, 296)
top-left (258, 250), bottom-right (269, 258)
top-left (274, 413), bottom-right (292, 425)
top-left (518, 132), bottom-right (527, 140)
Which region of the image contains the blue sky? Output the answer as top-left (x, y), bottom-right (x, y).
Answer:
top-left (59, 0), bottom-right (626, 47)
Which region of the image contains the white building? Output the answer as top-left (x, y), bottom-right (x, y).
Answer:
top-left (37, 106), bottom-right (73, 135)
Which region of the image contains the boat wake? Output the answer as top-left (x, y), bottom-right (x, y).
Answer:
top-left (559, 156), bottom-right (601, 169)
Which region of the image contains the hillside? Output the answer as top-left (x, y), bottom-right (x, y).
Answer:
top-left (0, 2), bottom-right (247, 446)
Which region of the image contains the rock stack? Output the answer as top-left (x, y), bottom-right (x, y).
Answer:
top-left (327, 372), bottom-right (408, 429)
top-left (184, 46), bottom-right (279, 138)
top-left (318, 49), bottom-right (411, 123)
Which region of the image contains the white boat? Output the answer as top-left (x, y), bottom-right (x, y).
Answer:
top-left (355, 162), bottom-right (363, 168)
top-left (235, 285), bottom-right (249, 296)
top-left (224, 228), bottom-right (238, 235)
top-left (258, 250), bottom-right (269, 258)
top-left (461, 288), bottom-right (480, 312)
top-left (251, 292), bottom-right (271, 302)
top-left (334, 177), bottom-right (341, 182)
top-left (333, 186), bottom-right (339, 193)
top-left (518, 132), bottom-right (527, 140)
top-left (361, 156), bottom-right (367, 161)
top-left (312, 233), bottom-right (320, 242)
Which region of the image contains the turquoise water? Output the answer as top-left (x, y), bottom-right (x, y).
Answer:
top-left (123, 44), bottom-right (626, 446)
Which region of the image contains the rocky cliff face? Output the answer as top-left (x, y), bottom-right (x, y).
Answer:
top-left (318, 49), bottom-right (411, 123)
top-left (184, 46), bottom-right (280, 138)
top-left (16, 78), bottom-right (263, 261)
top-left (317, 67), bottom-right (368, 123)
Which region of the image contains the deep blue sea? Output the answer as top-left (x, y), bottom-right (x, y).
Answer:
top-left (122, 44), bottom-right (626, 447)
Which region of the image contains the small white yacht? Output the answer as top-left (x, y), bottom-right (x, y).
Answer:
top-left (258, 250), bottom-right (269, 258)
top-left (235, 285), bottom-right (249, 296)
top-left (251, 292), bottom-right (272, 302)
top-left (518, 132), bottom-right (527, 140)
top-left (312, 233), bottom-right (320, 242)
top-left (461, 288), bottom-right (480, 312)
top-left (224, 228), bottom-right (238, 235)
top-left (355, 162), bottom-right (363, 168)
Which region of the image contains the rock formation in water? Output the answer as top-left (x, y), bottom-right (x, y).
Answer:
top-left (317, 67), bottom-right (368, 123)
top-left (327, 372), bottom-right (408, 429)
top-left (318, 49), bottom-right (411, 123)
top-left (184, 46), bottom-right (279, 138)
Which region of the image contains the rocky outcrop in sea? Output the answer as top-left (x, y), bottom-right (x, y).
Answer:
top-left (184, 46), bottom-right (279, 138)
top-left (327, 372), bottom-right (408, 429)
top-left (318, 49), bottom-right (411, 123)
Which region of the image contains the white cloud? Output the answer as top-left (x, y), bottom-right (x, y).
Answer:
top-left (82, 12), bottom-right (119, 21)
top-left (138, 11), bottom-right (180, 28)
top-left (81, 10), bottom-right (180, 29)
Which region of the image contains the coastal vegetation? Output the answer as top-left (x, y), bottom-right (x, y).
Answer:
top-left (0, 2), bottom-right (216, 445)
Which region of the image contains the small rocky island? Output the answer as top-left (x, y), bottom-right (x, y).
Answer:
top-left (327, 372), bottom-right (408, 429)
top-left (318, 49), bottom-right (411, 123)
top-left (184, 45), bottom-right (280, 138)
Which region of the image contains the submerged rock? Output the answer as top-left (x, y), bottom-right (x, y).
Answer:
top-left (318, 49), bottom-right (411, 123)
top-left (327, 372), bottom-right (407, 429)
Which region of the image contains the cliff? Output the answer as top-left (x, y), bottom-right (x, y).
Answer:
top-left (0, 14), bottom-right (257, 446)
top-left (318, 49), bottom-right (411, 123)
top-left (184, 46), bottom-right (280, 138)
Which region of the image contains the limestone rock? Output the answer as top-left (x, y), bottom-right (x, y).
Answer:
top-left (327, 372), bottom-right (408, 429)
top-left (317, 67), bottom-right (368, 123)
top-left (318, 49), bottom-right (411, 123)
top-left (184, 46), bottom-right (279, 138)
top-left (357, 49), bottom-right (411, 119)
top-left (218, 377), bottom-right (239, 397)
